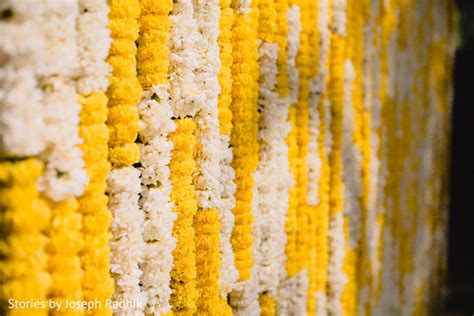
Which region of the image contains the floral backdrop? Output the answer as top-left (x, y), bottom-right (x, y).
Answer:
top-left (0, 0), bottom-right (455, 315)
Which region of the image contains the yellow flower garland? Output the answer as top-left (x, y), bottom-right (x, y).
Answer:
top-left (275, 0), bottom-right (289, 98)
top-left (0, 159), bottom-right (51, 315)
top-left (170, 118), bottom-right (199, 314)
top-left (218, 0), bottom-right (234, 138)
top-left (230, 5), bottom-right (260, 282)
top-left (195, 209), bottom-right (222, 315)
top-left (137, 0), bottom-right (172, 89)
top-left (294, 0), bottom-right (311, 276)
top-left (327, 30), bottom-right (346, 316)
top-left (78, 93), bottom-right (113, 315)
top-left (107, 0), bottom-right (142, 167)
top-left (47, 198), bottom-right (83, 315)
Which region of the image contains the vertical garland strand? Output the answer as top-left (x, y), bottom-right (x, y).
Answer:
top-left (136, 0), bottom-right (177, 314)
top-left (76, 1), bottom-right (114, 313)
top-left (169, 118), bottom-right (199, 314)
top-left (326, 0), bottom-right (348, 314)
top-left (217, 0), bottom-right (239, 303)
top-left (106, 0), bottom-right (146, 314)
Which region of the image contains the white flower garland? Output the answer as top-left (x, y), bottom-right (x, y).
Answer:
top-left (138, 86), bottom-right (177, 314)
top-left (277, 6), bottom-right (309, 315)
top-left (192, 0), bottom-right (239, 296)
top-left (37, 1), bottom-right (88, 201)
top-left (193, 0), bottom-right (223, 212)
top-left (254, 40), bottom-right (291, 296)
top-left (0, 2), bottom-right (47, 157)
top-left (108, 167), bottom-right (147, 316)
top-left (75, 0), bottom-right (111, 95)
top-left (168, 0), bottom-right (203, 118)
top-left (218, 135), bottom-right (238, 296)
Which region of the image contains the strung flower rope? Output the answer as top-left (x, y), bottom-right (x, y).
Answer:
top-left (306, 0), bottom-right (321, 312)
top-left (229, 0), bottom-right (260, 285)
top-left (192, 0), bottom-right (228, 311)
top-left (77, 94), bottom-right (113, 314)
top-left (37, 2), bottom-right (88, 202)
top-left (253, 0), bottom-right (291, 305)
top-left (167, 0), bottom-right (201, 312)
top-left (169, 118), bottom-right (199, 314)
top-left (228, 0), bottom-right (261, 313)
top-left (136, 0), bottom-right (177, 314)
top-left (311, 3), bottom-right (332, 314)
top-left (0, 1), bottom-right (47, 157)
top-left (277, 5), bottom-right (303, 315)
top-left (194, 209), bottom-right (222, 314)
top-left (106, 0), bottom-right (146, 314)
top-left (217, 0), bottom-right (239, 300)
top-left (76, 1), bottom-right (114, 313)
top-left (32, 3), bottom-right (87, 314)
top-left (0, 159), bottom-right (51, 315)
top-left (326, 0), bottom-right (349, 314)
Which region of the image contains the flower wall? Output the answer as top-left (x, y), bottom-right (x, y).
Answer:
top-left (0, 0), bottom-right (455, 315)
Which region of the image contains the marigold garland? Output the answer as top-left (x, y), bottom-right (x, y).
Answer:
top-left (194, 209), bottom-right (222, 314)
top-left (229, 0), bottom-right (260, 283)
top-left (169, 118), bottom-right (199, 314)
top-left (78, 93), bottom-right (113, 315)
top-left (217, 0), bottom-right (239, 299)
top-left (106, 1), bottom-right (146, 314)
top-left (0, 159), bottom-right (51, 315)
top-left (136, 0), bottom-right (177, 313)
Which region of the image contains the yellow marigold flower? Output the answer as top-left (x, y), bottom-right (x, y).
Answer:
top-left (259, 293), bottom-right (276, 316)
top-left (108, 143), bottom-right (141, 166)
top-left (170, 118), bottom-right (198, 314)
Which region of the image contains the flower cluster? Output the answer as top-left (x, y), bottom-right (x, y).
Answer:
top-left (229, 1), bottom-right (261, 313)
top-left (169, 118), bottom-right (199, 314)
top-left (106, 1), bottom-right (145, 314)
top-left (326, 0), bottom-right (349, 312)
top-left (78, 93), bottom-right (114, 314)
top-left (195, 209), bottom-right (222, 314)
top-left (253, 0), bottom-right (292, 304)
top-left (37, 2), bottom-right (88, 201)
top-left (106, 0), bottom-right (141, 167)
top-left (217, 0), bottom-right (239, 298)
top-left (0, 159), bottom-right (51, 314)
top-left (136, 0), bottom-right (177, 313)
top-left (108, 167), bottom-right (146, 315)
top-left (76, 1), bottom-right (114, 312)
top-left (0, 2), bottom-right (46, 157)
top-left (229, 2), bottom-right (260, 283)
top-left (282, 4), bottom-right (301, 281)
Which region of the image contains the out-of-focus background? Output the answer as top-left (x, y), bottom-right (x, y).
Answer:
top-left (445, 1), bottom-right (474, 315)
